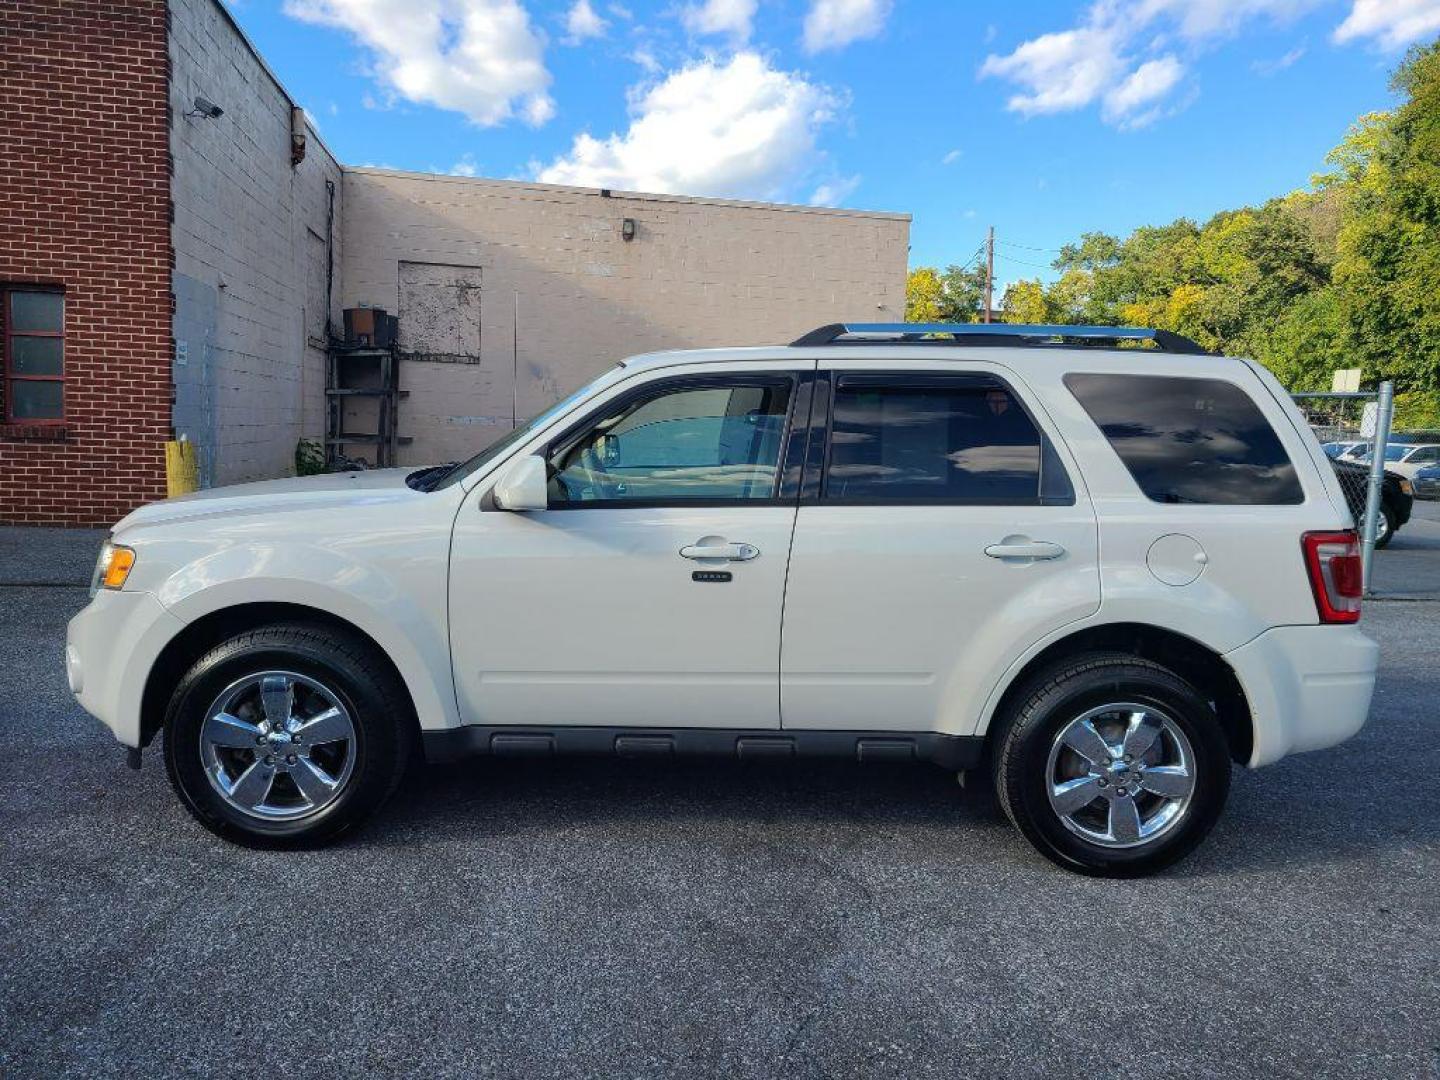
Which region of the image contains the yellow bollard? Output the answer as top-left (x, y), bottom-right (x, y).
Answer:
top-left (165, 440), bottom-right (201, 497)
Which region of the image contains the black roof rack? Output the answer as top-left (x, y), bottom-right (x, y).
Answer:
top-left (790, 322), bottom-right (1209, 355)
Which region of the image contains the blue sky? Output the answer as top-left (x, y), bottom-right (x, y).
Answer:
top-left (228, 0), bottom-right (1436, 284)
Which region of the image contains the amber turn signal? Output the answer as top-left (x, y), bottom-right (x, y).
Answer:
top-left (101, 545), bottom-right (136, 590)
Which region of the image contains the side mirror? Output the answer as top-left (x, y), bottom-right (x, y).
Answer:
top-left (492, 455), bottom-right (549, 511)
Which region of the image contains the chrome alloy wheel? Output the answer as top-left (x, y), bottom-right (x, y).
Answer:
top-left (1044, 702), bottom-right (1197, 849)
top-left (200, 671), bottom-right (357, 822)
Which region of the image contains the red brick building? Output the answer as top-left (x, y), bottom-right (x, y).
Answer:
top-left (1, 2), bottom-right (172, 524)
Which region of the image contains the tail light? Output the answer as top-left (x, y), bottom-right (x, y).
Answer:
top-left (1302, 531), bottom-right (1363, 623)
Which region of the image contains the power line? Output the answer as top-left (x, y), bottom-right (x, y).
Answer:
top-left (997, 239), bottom-right (1062, 255)
top-left (993, 252), bottom-right (1055, 272)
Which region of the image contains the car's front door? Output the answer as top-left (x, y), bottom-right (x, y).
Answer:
top-left (780, 362), bottom-right (1101, 734)
top-left (449, 363), bottom-right (813, 730)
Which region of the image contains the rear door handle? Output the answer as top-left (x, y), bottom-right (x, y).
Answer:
top-left (984, 540), bottom-right (1066, 561)
top-left (680, 542), bottom-right (760, 562)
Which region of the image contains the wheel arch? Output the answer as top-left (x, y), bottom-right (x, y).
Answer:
top-left (981, 622), bottom-right (1253, 765)
top-left (139, 602), bottom-right (430, 750)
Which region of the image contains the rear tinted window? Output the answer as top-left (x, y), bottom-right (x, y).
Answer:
top-left (1064, 373), bottom-right (1302, 505)
top-left (825, 378), bottom-right (1073, 504)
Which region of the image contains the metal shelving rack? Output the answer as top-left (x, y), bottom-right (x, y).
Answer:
top-left (324, 344), bottom-right (411, 469)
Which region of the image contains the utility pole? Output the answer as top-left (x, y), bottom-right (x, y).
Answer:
top-left (983, 225), bottom-right (995, 323)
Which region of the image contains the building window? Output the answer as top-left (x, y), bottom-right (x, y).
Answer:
top-left (4, 288), bottom-right (65, 422)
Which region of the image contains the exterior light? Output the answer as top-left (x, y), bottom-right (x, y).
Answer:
top-left (621, 218), bottom-right (636, 242)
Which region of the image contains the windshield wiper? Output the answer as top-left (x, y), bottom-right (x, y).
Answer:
top-left (407, 463), bottom-right (460, 492)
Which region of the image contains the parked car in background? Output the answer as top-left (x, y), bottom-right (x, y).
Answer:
top-left (1331, 459), bottom-right (1413, 547)
top-left (66, 323), bottom-right (1379, 877)
top-left (1336, 443), bottom-right (1370, 463)
top-left (1414, 463), bottom-right (1440, 500)
top-left (1323, 440), bottom-right (1366, 460)
top-left (1351, 442), bottom-right (1440, 479)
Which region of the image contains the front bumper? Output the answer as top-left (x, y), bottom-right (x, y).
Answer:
top-left (66, 590), bottom-right (185, 748)
top-left (1225, 624), bottom-right (1379, 768)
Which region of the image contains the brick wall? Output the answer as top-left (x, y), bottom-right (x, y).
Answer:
top-left (0, 1), bottom-right (172, 526)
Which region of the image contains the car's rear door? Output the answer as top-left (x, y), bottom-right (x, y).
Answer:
top-left (780, 359), bottom-right (1100, 734)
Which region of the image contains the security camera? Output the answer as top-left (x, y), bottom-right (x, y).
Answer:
top-left (189, 96), bottom-right (224, 119)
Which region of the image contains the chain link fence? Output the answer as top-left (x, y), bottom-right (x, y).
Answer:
top-left (1292, 386), bottom-right (1395, 590)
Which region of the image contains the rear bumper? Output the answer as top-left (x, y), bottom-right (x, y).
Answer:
top-left (1225, 624), bottom-right (1379, 768)
top-left (66, 590), bottom-right (185, 748)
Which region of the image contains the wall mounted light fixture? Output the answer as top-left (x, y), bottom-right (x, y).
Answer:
top-left (621, 218), bottom-right (636, 242)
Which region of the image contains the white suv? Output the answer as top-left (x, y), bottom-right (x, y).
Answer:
top-left (66, 323), bottom-right (1379, 875)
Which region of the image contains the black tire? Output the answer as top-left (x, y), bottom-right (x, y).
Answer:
top-left (991, 652), bottom-right (1231, 877)
top-left (162, 622), bottom-right (413, 848)
top-left (1375, 505), bottom-right (1396, 549)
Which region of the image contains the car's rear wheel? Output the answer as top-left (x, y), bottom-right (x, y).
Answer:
top-left (992, 652), bottom-right (1231, 877)
top-left (163, 623), bottom-right (413, 847)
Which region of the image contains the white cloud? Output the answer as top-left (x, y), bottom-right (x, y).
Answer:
top-left (980, 23), bottom-right (1130, 116)
top-left (1102, 55), bottom-right (1184, 124)
top-left (283, 0), bottom-right (553, 127)
top-left (1335, 0), bottom-right (1440, 49)
top-left (535, 52), bottom-right (842, 201)
top-left (979, 0), bottom-right (1326, 127)
top-left (681, 0), bottom-right (757, 41)
top-left (609, 2), bottom-right (633, 17)
top-left (810, 175), bottom-right (860, 206)
top-left (942, 148), bottom-right (963, 165)
top-left (631, 47), bottom-right (662, 72)
top-left (564, 0), bottom-right (608, 42)
top-left (1252, 44), bottom-right (1306, 74)
top-left (803, 0), bottom-right (893, 53)
top-left (1138, 0), bottom-right (1320, 40)
top-left (449, 153), bottom-right (481, 176)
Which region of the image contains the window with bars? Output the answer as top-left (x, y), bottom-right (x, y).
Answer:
top-left (4, 288), bottom-right (65, 422)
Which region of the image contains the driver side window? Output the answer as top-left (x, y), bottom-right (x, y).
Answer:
top-left (549, 380), bottom-right (793, 504)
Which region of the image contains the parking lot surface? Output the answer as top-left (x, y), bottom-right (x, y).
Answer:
top-left (1, 528), bottom-right (1437, 1079)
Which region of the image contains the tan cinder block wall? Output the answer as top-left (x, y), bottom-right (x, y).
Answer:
top-left (169, 0), bottom-right (343, 486)
top-left (340, 170), bottom-right (910, 466)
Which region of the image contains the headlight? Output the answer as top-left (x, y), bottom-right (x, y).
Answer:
top-left (91, 541), bottom-right (136, 595)
top-left (1399, 479), bottom-right (1414, 495)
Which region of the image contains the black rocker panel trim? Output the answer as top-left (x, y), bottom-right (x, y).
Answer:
top-left (422, 726), bottom-right (984, 770)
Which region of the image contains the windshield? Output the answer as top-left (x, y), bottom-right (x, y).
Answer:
top-left (429, 368), bottom-right (621, 491)
top-left (1384, 445), bottom-right (1415, 462)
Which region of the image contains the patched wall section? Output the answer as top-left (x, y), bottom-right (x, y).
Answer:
top-left (340, 171), bottom-right (910, 465)
top-left (169, 0), bottom-right (343, 486)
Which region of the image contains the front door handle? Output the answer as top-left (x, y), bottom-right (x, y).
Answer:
top-left (680, 542), bottom-right (760, 562)
top-left (984, 540), bottom-right (1066, 561)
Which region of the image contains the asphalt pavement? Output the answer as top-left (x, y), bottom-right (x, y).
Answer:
top-left (1, 527), bottom-right (1437, 1079)
top-left (1373, 496), bottom-right (1440, 599)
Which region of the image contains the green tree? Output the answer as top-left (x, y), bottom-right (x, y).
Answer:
top-left (905, 264), bottom-right (986, 322)
top-left (1329, 41), bottom-right (1440, 393)
top-left (1000, 279), bottom-right (1053, 324)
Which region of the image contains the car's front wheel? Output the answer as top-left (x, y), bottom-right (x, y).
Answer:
top-left (992, 652), bottom-right (1231, 877)
top-left (1374, 504), bottom-right (1396, 548)
top-left (162, 623), bottom-right (413, 847)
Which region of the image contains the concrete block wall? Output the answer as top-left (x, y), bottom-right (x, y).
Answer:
top-left (340, 171), bottom-right (910, 465)
top-left (169, 0), bottom-right (342, 486)
top-left (0, 1), bottom-right (171, 526)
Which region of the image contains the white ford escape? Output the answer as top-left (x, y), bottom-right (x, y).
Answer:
top-left (67, 323), bottom-right (1379, 875)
